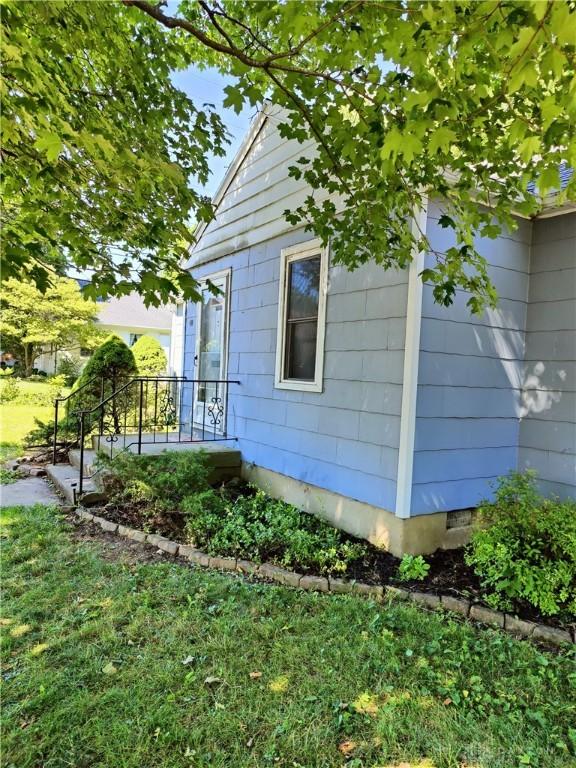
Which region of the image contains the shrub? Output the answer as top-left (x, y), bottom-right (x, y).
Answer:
top-left (100, 449), bottom-right (212, 510)
top-left (397, 554), bottom-right (430, 582)
top-left (73, 334), bottom-right (137, 395)
top-left (0, 367), bottom-right (14, 376)
top-left (465, 471), bottom-right (576, 617)
top-left (182, 488), bottom-right (368, 575)
top-left (24, 413), bottom-right (80, 448)
top-left (132, 335), bottom-right (167, 377)
top-left (57, 356), bottom-right (82, 387)
top-left (69, 335), bottom-right (138, 429)
top-left (0, 376), bottom-right (19, 403)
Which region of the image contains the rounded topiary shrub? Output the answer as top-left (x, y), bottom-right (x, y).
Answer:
top-left (69, 335), bottom-right (138, 429)
top-left (132, 335), bottom-right (167, 377)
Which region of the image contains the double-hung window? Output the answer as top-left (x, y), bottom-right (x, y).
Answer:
top-left (275, 238), bottom-right (328, 392)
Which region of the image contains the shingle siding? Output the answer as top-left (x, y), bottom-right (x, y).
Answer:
top-left (184, 229), bottom-right (409, 512)
top-left (518, 213), bottom-right (576, 499)
top-left (183, 108), bottom-right (575, 522)
top-left (411, 200), bottom-right (532, 514)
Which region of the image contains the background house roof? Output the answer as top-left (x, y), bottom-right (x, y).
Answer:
top-left (96, 293), bottom-right (173, 330)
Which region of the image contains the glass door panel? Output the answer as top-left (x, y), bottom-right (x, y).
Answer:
top-left (193, 275), bottom-right (228, 432)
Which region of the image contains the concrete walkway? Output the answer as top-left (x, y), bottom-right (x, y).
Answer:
top-left (0, 476), bottom-right (62, 508)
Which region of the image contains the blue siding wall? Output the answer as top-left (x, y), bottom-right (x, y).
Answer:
top-left (412, 200), bottom-right (532, 514)
top-left (184, 228), bottom-right (408, 512)
top-left (518, 213), bottom-right (576, 499)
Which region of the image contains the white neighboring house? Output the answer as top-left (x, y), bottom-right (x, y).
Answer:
top-left (37, 287), bottom-right (184, 376)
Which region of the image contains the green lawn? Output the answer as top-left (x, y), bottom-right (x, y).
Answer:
top-left (0, 380), bottom-right (64, 460)
top-left (0, 403), bottom-right (53, 461)
top-left (1, 506), bottom-right (575, 768)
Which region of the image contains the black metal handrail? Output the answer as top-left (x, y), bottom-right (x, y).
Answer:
top-left (52, 375), bottom-right (105, 463)
top-left (75, 376), bottom-right (240, 498)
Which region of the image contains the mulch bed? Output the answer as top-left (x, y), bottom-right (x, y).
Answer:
top-left (94, 483), bottom-right (573, 633)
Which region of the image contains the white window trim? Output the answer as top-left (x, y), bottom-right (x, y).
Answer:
top-left (274, 238), bottom-right (328, 393)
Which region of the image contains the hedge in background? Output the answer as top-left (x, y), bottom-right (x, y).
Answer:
top-left (132, 335), bottom-right (167, 377)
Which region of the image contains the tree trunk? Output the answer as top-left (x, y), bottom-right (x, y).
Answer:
top-left (23, 343), bottom-right (40, 376)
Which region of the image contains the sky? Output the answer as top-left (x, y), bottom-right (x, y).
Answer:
top-left (171, 65), bottom-right (254, 198)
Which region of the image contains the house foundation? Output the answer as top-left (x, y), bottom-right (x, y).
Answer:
top-left (242, 463), bottom-right (473, 557)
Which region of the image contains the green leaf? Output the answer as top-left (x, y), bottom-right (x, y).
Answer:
top-left (222, 84), bottom-right (244, 114)
top-left (518, 136), bottom-right (540, 163)
top-left (380, 127), bottom-right (403, 160)
top-left (428, 126), bottom-right (456, 155)
top-left (537, 166), bottom-right (560, 195)
top-left (34, 131), bottom-right (63, 162)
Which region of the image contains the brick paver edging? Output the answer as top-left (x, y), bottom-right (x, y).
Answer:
top-left (75, 509), bottom-right (574, 648)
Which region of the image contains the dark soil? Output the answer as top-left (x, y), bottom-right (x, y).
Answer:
top-left (91, 480), bottom-right (575, 633)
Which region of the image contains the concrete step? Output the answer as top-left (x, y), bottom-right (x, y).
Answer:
top-left (45, 463), bottom-right (106, 507)
top-left (69, 449), bottom-right (97, 476)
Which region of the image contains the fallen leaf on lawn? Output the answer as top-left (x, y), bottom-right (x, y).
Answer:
top-left (246, 737), bottom-right (255, 749)
top-left (181, 655), bottom-right (195, 666)
top-left (443, 697), bottom-right (452, 706)
top-left (204, 676), bottom-right (224, 686)
top-left (268, 674), bottom-right (289, 693)
top-left (102, 662), bottom-right (118, 675)
top-left (352, 692), bottom-right (379, 716)
top-left (10, 624), bottom-right (31, 638)
top-left (249, 671), bottom-right (262, 679)
top-left (338, 740), bottom-right (358, 756)
top-left (30, 643), bottom-right (49, 656)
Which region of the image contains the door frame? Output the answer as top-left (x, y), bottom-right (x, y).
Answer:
top-left (193, 268), bottom-right (231, 433)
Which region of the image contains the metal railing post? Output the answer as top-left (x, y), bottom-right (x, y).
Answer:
top-left (98, 376), bottom-right (105, 451)
top-left (53, 398), bottom-right (59, 464)
top-left (224, 382), bottom-right (229, 439)
top-left (78, 412), bottom-right (85, 498)
top-left (137, 379), bottom-right (144, 455)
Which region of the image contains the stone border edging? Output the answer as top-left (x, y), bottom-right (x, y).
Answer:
top-left (74, 508), bottom-right (574, 648)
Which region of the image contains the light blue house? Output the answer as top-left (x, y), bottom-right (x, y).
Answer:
top-left (180, 106), bottom-right (576, 556)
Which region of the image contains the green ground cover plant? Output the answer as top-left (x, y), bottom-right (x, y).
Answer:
top-left (102, 449), bottom-right (212, 509)
top-left (103, 451), bottom-right (368, 576)
top-left (1, 504), bottom-right (575, 768)
top-left (182, 488), bottom-right (368, 575)
top-left (398, 555), bottom-right (431, 582)
top-left (465, 472), bottom-right (576, 617)
top-left (0, 467), bottom-right (20, 484)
